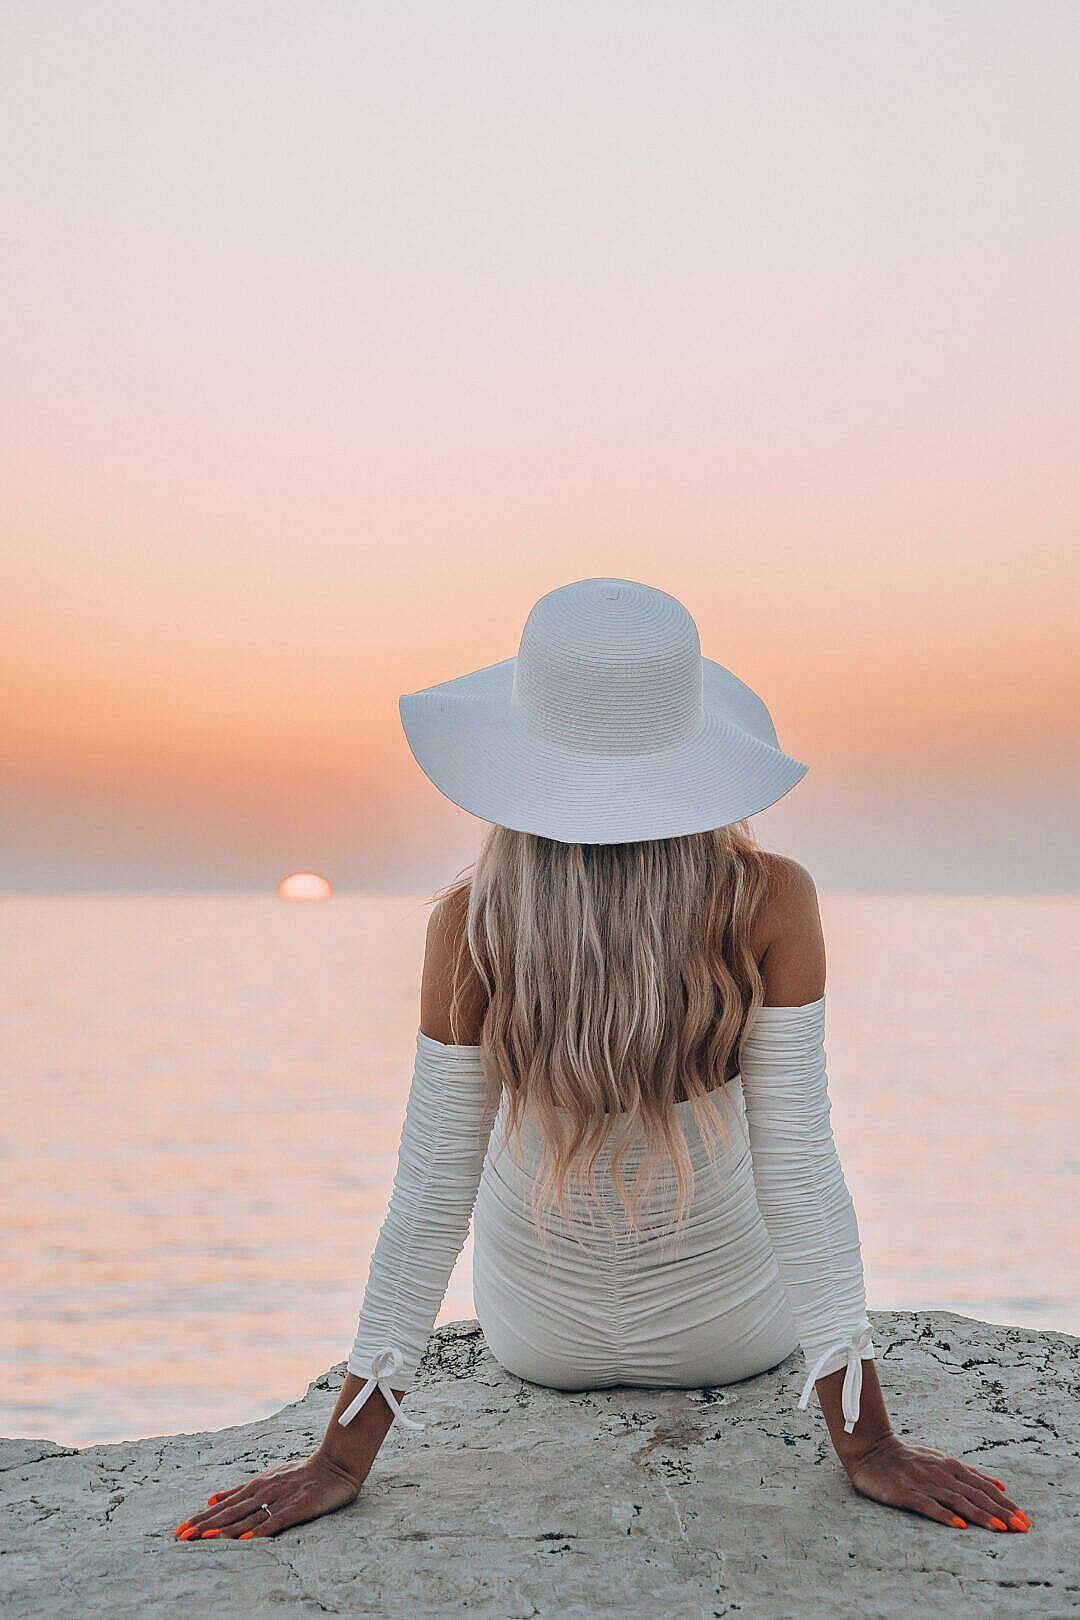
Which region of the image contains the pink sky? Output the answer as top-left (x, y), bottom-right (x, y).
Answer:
top-left (3, 4), bottom-right (1078, 891)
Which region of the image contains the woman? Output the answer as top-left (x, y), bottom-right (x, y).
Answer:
top-left (174, 578), bottom-right (1029, 1543)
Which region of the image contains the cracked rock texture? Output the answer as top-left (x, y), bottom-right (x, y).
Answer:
top-left (2, 1311), bottom-right (1077, 1618)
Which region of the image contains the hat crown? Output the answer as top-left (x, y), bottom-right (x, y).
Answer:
top-left (511, 578), bottom-right (704, 755)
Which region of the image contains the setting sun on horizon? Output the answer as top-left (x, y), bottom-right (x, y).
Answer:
top-left (277, 873), bottom-right (334, 902)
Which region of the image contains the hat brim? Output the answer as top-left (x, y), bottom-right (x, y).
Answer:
top-left (398, 656), bottom-right (807, 845)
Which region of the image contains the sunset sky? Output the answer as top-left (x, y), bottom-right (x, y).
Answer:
top-left (3, 2), bottom-right (1077, 892)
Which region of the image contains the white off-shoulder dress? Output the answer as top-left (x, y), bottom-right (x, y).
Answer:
top-left (341, 995), bottom-right (876, 1435)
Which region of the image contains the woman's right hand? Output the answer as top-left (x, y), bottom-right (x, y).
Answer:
top-left (844, 1434), bottom-right (1031, 1532)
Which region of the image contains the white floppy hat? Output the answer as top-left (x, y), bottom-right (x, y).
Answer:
top-left (399, 577), bottom-right (807, 845)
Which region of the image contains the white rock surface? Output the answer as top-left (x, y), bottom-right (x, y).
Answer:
top-left (2, 1311), bottom-right (1077, 1618)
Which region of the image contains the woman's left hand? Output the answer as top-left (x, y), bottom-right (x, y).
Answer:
top-left (173, 1452), bottom-right (362, 1541)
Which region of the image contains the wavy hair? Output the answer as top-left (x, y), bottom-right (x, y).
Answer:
top-left (431, 822), bottom-right (771, 1249)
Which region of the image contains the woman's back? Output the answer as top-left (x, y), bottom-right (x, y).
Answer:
top-left (472, 1059), bottom-right (801, 1392)
top-left (410, 842), bottom-right (825, 1392)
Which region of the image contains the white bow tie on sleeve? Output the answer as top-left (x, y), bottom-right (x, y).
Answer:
top-left (797, 1324), bottom-right (875, 1433)
top-left (338, 1346), bottom-right (425, 1431)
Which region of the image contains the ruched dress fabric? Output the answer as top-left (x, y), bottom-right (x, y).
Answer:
top-left (344, 997), bottom-right (875, 1434)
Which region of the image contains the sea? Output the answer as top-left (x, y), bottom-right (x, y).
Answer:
top-left (2, 892), bottom-right (1077, 1447)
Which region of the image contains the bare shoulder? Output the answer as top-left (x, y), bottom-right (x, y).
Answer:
top-left (757, 853), bottom-right (821, 930)
top-left (751, 853), bottom-right (826, 1007)
top-left (419, 882), bottom-right (488, 1045)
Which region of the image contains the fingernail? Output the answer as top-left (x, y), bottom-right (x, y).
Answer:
top-left (1008, 1513), bottom-right (1028, 1532)
top-left (992, 1479), bottom-right (1005, 1490)
top-left (175, 1521), bottom-right (192, 1536)
top-left (951, 1516), bottom-right (967, 1529)
top-left (239, 1531), bottom-right (254, 1540)
top-left (201, 1529), bottom-right (221, 1539)
top-left (989, 1517), bottom-right (1007, 1532)
top-left (180, 1527), bottom-right (199, 1540)
top-left (207, 1494), bottom-right (221, 1506)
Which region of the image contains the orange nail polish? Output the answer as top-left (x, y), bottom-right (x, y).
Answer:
top-left (1008, 1514), bottom-right (1028, 1532)
top-left (239, 1531), bottom-right (254, 1540)
top-left (175, 1521), bottom-right (192, 1536)
top-left (180, 1527), bottom-right (199, 1540)
top-left (989, 1517), bottom-right (1007, 1532)
top-left (951, 1516), bottom-right (967, 1528)
top-left (207, 1494), bottom-right (221, 1506)
top-left (992, 1479), bottom-right (1005, 1490)
top-left (201, 1529), bottom-right (221, 1539)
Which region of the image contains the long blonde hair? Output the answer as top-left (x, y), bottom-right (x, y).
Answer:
top-left (432, 821), bottom-right (771, 1247)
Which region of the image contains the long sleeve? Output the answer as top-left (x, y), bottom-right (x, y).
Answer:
top-left (739, 994), bottom-right (875, 1432)
top-left (339, 1029), bottom-right (496, 1431)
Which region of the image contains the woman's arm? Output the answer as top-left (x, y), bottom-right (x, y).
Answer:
top-left (173, 891), bottom-right (490, 1542)
top-left (746, 858), bottom-right (1029, 1534)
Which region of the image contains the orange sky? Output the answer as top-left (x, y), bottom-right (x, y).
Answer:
top-left (3, 4), bottom-right (1078, 890)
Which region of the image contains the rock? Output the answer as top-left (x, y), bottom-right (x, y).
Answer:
top-left (1, 1311), bottom-right (1077, 1618)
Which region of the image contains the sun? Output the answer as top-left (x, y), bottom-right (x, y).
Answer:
top-left (277, 872), bottom-right (334, 901)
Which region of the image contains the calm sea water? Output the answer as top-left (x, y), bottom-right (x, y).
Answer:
top-left (2, 892), bottom-right (1077, 1447)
